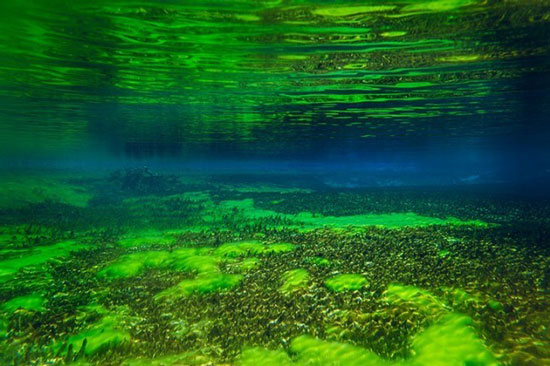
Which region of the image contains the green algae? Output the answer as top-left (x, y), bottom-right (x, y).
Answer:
top-left (294, 211), bottom-right (489, 229)
top-left (312, 5), bottom-right (396, 17)
top-left (215, 241), bottom-right (295, 257)
top-left (384, 283), bottom-right (446, 314)
top-left (280, 269), bottom-right (309, 294)
top-left (442, 287), bottom-right (480, 306)
top-left (238, 315), bottom-right (497, 366)
top-left (306, 256), bottom-right (331, 266)
top-left (265, 243), bottom-right (295, 254)
top-left (0, 317), bottom-right (8, 339)
top-left (488, 300), bottom-right (504, 311)
top-left (213, 199), bottom-right (489, 231)
top-left (155, 273), bottom-right (242, 300)
top-left (437, 249), bottom-right (451, 258)
top-left (0, 174), bottom-right (91, 209)
top-left (97, 251), bottom-right (172, 279)
top-left (121, 352), bottom-right (217, 366)
top-left (117, 233), bottom-right (177, 248)
top-left (410, 313), bottom-right (498, 366)
top-left (226, 185), bottom-right (313, 194)
top-left (214, 241), bottom-right (266, 258)
top-left (239, 348), bottom-right (294, 366)
top-left (325, 274), bottom-right (368, 292)
top-left (291, 335), bottom-right (390, 366)
top-left (62, 315), bottom-right (130, 355)
top-left (237, 257), bottom-right (260, 271)
top-left (400, 0), bottom-right (476, 14)
top-left (97, 248), bottom-right (221, 280)
top-left (381, 31), bottom-right (407, 38)
top-left (170, 254), bottom-right (221, 273)
top-left (0, 240), bottom-right (87, 283)
top-left (1, 293), bottom-right (45, 313)
top-left (98, 240), bottom-right (294, 281)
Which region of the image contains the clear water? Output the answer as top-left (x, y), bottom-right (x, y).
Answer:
top-left (1, 1), bottom-right (550, 365)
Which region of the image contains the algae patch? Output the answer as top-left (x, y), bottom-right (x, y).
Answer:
top-left (56, 306), bottom-right (131, 356)
top-left (325, 274), bottom-right (368, 292)
top-left (280, 269), bottom-right (310, 294)
top-left (0, 240), bottom-right (88, 283)
top-left (212, 199), bottom-right (490, 231)
top-left (0, 174), bottom-right (91, 209)
top-left (1, 293), bottom-right (45, 313)
top-left (155, 273), bottom-right (243, 299)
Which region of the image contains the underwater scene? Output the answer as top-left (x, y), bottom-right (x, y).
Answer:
top-left (1, 0), bottom-right (550, 365)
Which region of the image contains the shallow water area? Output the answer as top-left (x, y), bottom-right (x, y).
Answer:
top-left (1, 0), bottom-right (550, 365)
top-left (0, 170), bottom-right (549, 366)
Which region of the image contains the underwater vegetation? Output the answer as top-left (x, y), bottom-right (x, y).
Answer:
top-left (0, 171), bottom-right (549, 366)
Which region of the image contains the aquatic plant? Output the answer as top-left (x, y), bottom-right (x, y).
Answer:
top-left (280, 269), bottom-right (309, 294)
top-left (384, 284), bottom-right (446, 315)
top-left (55, 306), bottom-right (131, 357)
top-left (155, 272), bottom-right (243, 299)
top-left (0, 174), bottom-right (91, 209)
top-left (238, 312), bottom-right (497, 366)
top-left (325, 274), bottom-right (368, 292)
top-left (0, 240), bottom-right (88, 283)
top-left (1, 293), bottom-right (45, 313)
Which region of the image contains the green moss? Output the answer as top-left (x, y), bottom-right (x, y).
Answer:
top-left (1, 293), bottom-right (45, 313)
top-left (155, 273), bottom-right (242, 299)
top-left (280, 269), bottom-right (309, 294)
top-left (0, 240), bottom-right (87, 283)
top-left (325, 274), bottom-right (367, 292)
